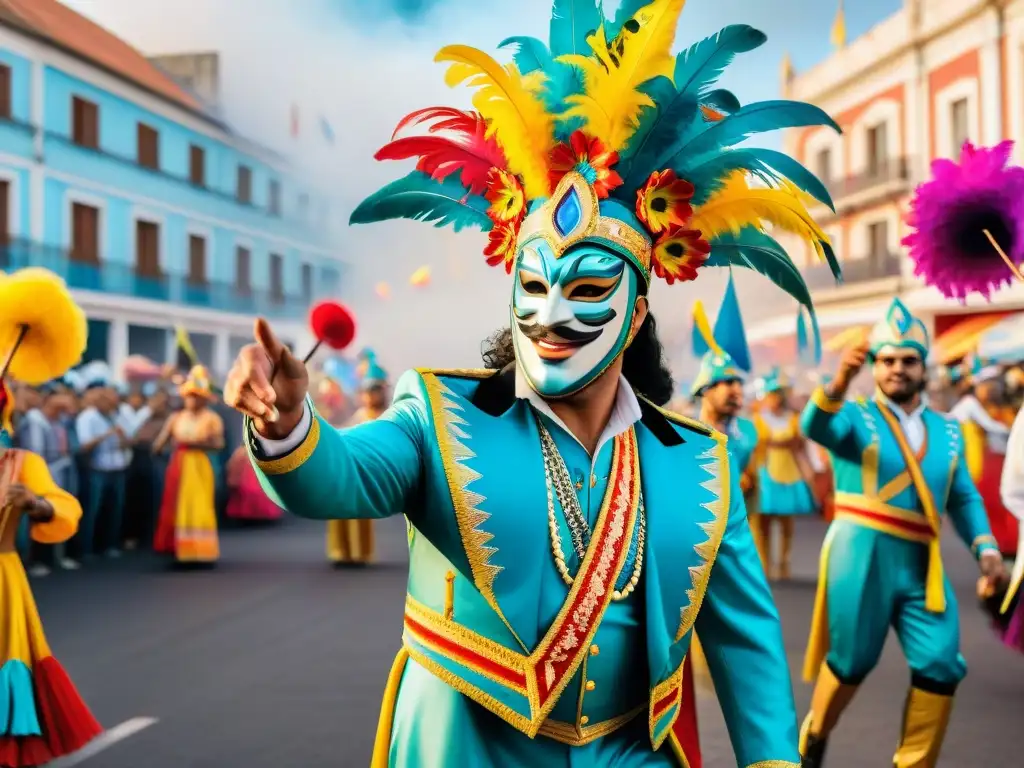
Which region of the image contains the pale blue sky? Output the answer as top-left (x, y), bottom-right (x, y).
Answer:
top-left (66, 0), bottom-right (903, 371)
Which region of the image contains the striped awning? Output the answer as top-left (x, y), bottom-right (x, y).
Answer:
top-left (933, 314), bottom-right (1010, 364)
top-left (976, 313), bottom-right (1024, 363)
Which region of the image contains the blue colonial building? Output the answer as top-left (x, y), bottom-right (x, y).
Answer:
top-left (0, 0), bottom-right (341, 377)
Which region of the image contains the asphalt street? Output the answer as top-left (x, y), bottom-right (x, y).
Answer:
top-left (29, 515), bottom-right (1023, 767)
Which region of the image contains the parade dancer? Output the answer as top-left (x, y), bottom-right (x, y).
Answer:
top-left (0, 268), bottom-right (102, 766)
top-left (226, 1), bottom-right (842, 763)
top-left (951, 359), bottom-right (1017, 556)
top-left (691, 301), bottom-right (763, 562)
top-left (152, 366), bottom-right (225, 565)
top-left (799, 299), bottom-right (1006, 767)
top-left (991, 402), bottom-right (1024, 653)
top-left (754, 368), bottom-right (817, 580)
top-left (325, 358), bottom-right (389, 566)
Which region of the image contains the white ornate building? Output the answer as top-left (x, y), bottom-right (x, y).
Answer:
top-left (751, 0), bottom-right (1024, 370)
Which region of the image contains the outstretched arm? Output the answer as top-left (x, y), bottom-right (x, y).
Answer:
top-left (248, 370), bottom-right (427, 523)
top-left (695, 466), bottom-right (800, 767)
top-left (800, 388), bottom-right (860, 459)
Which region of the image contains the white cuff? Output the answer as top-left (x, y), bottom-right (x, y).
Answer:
top-left (254, 402), bottom-right (312, 457)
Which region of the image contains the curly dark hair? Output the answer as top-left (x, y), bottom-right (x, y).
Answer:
top-left (480, 312), bottom-right (675, 406)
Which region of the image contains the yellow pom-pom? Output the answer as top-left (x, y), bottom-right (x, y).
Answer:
top-left (0, 268), bottom-right (87, 385)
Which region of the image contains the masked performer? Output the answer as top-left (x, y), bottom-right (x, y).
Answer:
top-left (226, 2), bottom-right (842, 764)
top-left (951, 359), bottom-right (1017, 556)
top-left (799, 299), bottom-right (1006, 767)
top-left (0, 268), bottom-right (102, 766)
top-left (326, 358), bottom-right (389, 566)
top-left (754, 368), bottom-right (817, 580)
top-left (153, 366), bottom-right (225, 565)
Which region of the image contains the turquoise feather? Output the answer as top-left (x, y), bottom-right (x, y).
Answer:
top-left (673, 25), bottom-right (766, 101)
top-left (820, 238), bottom-right (841, 281)
top-left (796, 309), bottom-right (822, 365)
top-left (550, 0), bottom-right (602, 56)
top-left (498, 35), bottom-right (551, 74)
top-left (618, 78), bottom-right (698, 193)
top-left (691, 316), bottom-right (709, 358)
top-left (706, 228), bottom-right (813, 311)
top-left (670, 100), bottom-right (839, 167)
top-left (498, 35), bottom-right (584, 134)
top-left (681, 147), bottom-right (834, 210)
top-left (714, 273), bottom-right (752, 372)
top-left (704, 88), bottom-right (740, 114)
top-left (349, 171), bottom-right (493, 232)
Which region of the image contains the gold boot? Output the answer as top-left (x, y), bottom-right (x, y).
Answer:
top-left (892, 687), bottom-right (954, 768)
top-left (799, 663), bottom-right (859, 767)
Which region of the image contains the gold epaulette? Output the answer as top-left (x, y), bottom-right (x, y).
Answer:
top-left (415, 367), bottom-right (499, 380)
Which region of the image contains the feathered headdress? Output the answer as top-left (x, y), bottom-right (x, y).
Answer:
top-left (903, 140), bottom-right (1024, 300)
top-left (689, 299), bottom-right (745, 397)
top-left (350, 0), bottom-right (841, 322)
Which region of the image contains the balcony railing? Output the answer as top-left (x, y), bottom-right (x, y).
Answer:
top-left (821, 157), bottom-right (912, 202)
top-left (803, 252), bottom-right (902, 289)
top-left (0, 238), bottom-right (332, 319)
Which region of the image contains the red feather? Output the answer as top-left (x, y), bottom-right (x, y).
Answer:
top-left (309, 301), bottom-right (356, 351)
top-left (380, 107), bottom-right (507, 196)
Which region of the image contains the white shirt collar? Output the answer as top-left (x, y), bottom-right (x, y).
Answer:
top-left (514, 367), bottom-right (643, 455)
top-left (879, 393), bottom-right (927, 423)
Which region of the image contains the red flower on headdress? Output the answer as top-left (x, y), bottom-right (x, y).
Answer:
top-left (635, 170), bottom-right (695, 234)
top-left (484, 221), bottom-right (518, 273)
top-left (485, 168), bottom-right (526, 225)
top-left (652, 227), bottom-right (711, 285)
top-left (548, 131), bottom-right (623, 199)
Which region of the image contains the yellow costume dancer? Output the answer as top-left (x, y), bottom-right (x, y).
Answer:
top-left (152, 366), bottom-right (225, 564)
top-left (0, 268), bottom-right (103, 766)
top-left (327, 355), bottom-right (388, 566)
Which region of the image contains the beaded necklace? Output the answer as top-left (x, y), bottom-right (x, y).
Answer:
top-left (536, 416), bottom-right (645, 601)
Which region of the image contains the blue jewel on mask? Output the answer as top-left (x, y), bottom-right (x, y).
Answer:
top-left (554, 186), bottom-right (583, 237)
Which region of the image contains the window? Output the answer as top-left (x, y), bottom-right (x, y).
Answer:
top-left (269, 252), bottom-right (284, 301)
top-left (189, 145), bottom-right (205, 186)
top-left (188, 234), bottom-right (206, 285)
top-left (135, 220), bottom-right (161, 278)
top-left (0, 64), bottom-right (11, 120)
top-left (815, 148), bottom-right (832, 184)
top-left (867, 220), bottom-right (888, 259)
top-left (269, 180), bottom-right (281, 216)
top-left (301, 263), bottom-right (313, 300)
top-left (0, 181), bottom-right (8, 246)
top-left (236, 246), bottom-right (251, 293)
top-left (950, 98), bottom-right (970, 155)
top-left (70, 203), bottom-right (99, 264)
top-left (866, 122), bottom-right (888, 177)
top-left (137, 123), bottom-right (159, 169)
top-left (72, 96), bottom-right (99, 148)
top-left (236, 165), bottom-right (252, 204)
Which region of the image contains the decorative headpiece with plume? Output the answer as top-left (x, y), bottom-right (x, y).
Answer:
top-left (350, 0), bottom-right (841, 331)
top-left (689, 298), bottom-right (746, 398)
top-left (903, 140), bottom-right (1024, 300)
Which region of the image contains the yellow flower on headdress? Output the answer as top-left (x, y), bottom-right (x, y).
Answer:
top-left (635, 170), bottom-right (695, 234)
top-left (652, 227), bottom-right (711, 285)
top-left (484, 221), bottom-right (518, 273)
top-left (548, 131), bottom-right (622, 199)
top-left (485, 168), bottom-right (526, 225)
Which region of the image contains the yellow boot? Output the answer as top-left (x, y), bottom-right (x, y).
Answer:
top-left (799, 663), bottom-right (859, 767)
top-left (892, 687), bottom-right (954, 768)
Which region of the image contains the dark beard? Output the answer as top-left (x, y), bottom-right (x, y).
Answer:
top-left (884, 377), bottom-right (926, 404)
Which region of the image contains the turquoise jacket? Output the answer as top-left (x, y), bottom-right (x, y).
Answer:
top-left (800, 389), bottom-right (994, 555)
top-left (249, 368), bottom-right (800, 767)
top-left (729, 416), bottom-right (759, 477)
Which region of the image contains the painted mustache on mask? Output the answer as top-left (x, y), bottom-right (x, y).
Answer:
top-left (516, 321), bottom-right (603, 345)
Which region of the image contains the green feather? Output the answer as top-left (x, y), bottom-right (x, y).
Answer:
top-left (703, 89), bottom-right (740, 114)
top-left (617, 76), bottom-right (698, 194)
top-left (681, 147), bottom-right (834, 210)
top-left (550, 0), bottom-right (602, 56)
top-left (669, 100), bottom-right (840, 167)
top-left (349, 172), bottom-right (492, 232)
top-left (673, 25), bottom-right (766, 101)
top-left (706, 228), bottom-right (813, 312)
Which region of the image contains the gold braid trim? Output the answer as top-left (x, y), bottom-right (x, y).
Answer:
top-left (810, 386), bottom-right (843, 413)
top-left (251, 416), bottom-right (320, 475)
top-left (745, 762), bottom-right (801, 768)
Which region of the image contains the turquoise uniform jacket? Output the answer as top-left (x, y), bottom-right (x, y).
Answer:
top-left (249, 368), bottom-right (799, 767)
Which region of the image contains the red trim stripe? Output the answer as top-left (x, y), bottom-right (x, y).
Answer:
top-left (653, 688), bottom-right (678, 719)
top-left (405, 616), bottom-right (527, 690)
top-left (836, 504), bottom-right (933, 538)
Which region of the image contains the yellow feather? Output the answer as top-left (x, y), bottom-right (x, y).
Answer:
top-left (435, 44), bottom-right (554, 199)
top-left (558, 0), bottom-right (685, 152)
top-left (690, 173), bottom-right (831, 262)
top-left (692, 300), bottom-right (722, 356)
